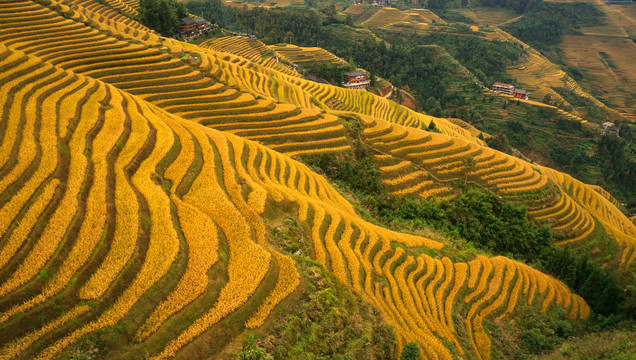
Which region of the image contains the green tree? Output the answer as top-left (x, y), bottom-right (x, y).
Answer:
top-left (345, 14), bottom-right (354, 26)
top-left (425, 96), bottom-right (442, 117)
top-left (139, 0), bottom-right (186, 36)
top-left (486, 132), bottom-right (512, 154)
top-left (239, 335), bottom-right (273, 360)
top-left (462, 156), bottom-right (476, 182)
top-left (542, 93), bottom-right (552, 104)
top-left (400, 342), bottom-right (420, 360)
top-left (283, 31), bottom-right (294, 44)
top-left (347, 56), bottom-right (356, 71)
top-left (623, 274), bottom-right (636, 319)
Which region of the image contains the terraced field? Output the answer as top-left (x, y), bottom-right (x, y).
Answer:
top-left (357, 7), bottom-right (444, 29)
top-left (540, 168), bottom-right (636, 265)
top-left (350, 112), bottom-right (636, 265)
top-left (501, 29), bottom-right (628, 122)
top-left (203, 41), bottom-right (483, 144)
top-left (0, 40), bottom-right (588, 359)
top-left (1, 0), bottom-right (635, 358)
top-left (269, 43), bottom-right (347, 67)
top-left (0, 0), bottom-right (352, 157)
top-left (200, 36), bottom-right (298, 77)
top-left (8, 0), bottom-right (632, 263)
top-left (358, 113), bottom-right (546, 191)
top-left (559, 34), bottom-right (636, 121)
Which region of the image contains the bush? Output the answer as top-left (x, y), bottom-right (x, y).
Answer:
top-left (521, 328), bottom-right (553, 354)
top-left (400, 342), bottom-right (420, 360)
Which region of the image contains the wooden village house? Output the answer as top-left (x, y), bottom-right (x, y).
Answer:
top-left (343, 70), bottom-right (371, 90)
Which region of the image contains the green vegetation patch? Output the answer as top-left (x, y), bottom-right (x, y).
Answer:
top-left (139, 0), bottom-right (186, 36)
top-left (503, 2), bottom-right (605, 60)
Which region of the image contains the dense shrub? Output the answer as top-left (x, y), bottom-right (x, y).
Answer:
top-left (139, 0), bottom-right (186, 36)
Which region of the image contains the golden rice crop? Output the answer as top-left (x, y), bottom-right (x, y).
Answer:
top-left (0, 11), bottom-right (601, 360)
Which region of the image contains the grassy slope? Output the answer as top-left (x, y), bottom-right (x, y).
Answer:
top-left (537, 326), bottom-right (636, 360)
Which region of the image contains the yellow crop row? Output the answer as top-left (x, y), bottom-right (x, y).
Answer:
top-left (497, 177), bottom-right (549, 194)
top-left (246, 251), bottom-right (300, 328)
top-left (467, 257), bottom-right (482, 289)
top-left (0, 64), bottom-right (58, 199)
top-left (0, 305), bottom-right (89, 360)
top-left (383, 170), bottom-right (428, 186)
top-left (0, 53), bottom-right (82, 259)
top-left (136, 196), bottom-right (220, 340)
top-left (435, 258), bottom-right (458, 340)
top-left (324, 211), bottom-right (349, 283)
top-left (34, 86), bottom-right (124, 313)
top-left (202, 37), bottom-right (297, 77)
top-left (143, 123), bottom-right (272, 358)
top-left (542, 166), bottom-right (636, 264)
top-left (447, 263), bottom-right (467, 329)
top-left (389, 181), bottom-right (435, 197)
top-left (79, 91), bottom-right (146, 299)
top-left (0, 74), bottom-right (103, 305)
top-left (464, 256), bottom-right (493, 304)
top-left (0, 179), bottom-right (58, 269)
top-left (478, 261), bottom-right (516, 324)
top-left (394, 257), bottom-right (440, 339)
top-left (34, 89), bottom-right (182, 359)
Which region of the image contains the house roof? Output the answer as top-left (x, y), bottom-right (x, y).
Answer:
top-left (180, 17), bottom-right (196, 25)
top-left (345, 70), bottom-right (367, 77)
top-left (514, 88), bottom-right (529, 95)
top-left (192, 17), bottom-right (209, 24)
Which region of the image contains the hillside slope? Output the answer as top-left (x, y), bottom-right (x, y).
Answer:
top-left (0, 0), bottom-right (633, 359)
top-left (0, 40), bottom-right (589, 359)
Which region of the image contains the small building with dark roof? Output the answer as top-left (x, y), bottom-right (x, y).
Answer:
top-left (179, 17), bottom-right (214, 40)
top-left (513, 88), bottom-right (530, 100)
top-left (343, 70), bottom-right (370, 90)
top-left (178, 17), bottom-right (197, 38)
top-left (192, 17), bottom-right (213, 32)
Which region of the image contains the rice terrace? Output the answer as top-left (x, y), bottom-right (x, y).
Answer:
top-left (0, 0), bottom-right (635, 359)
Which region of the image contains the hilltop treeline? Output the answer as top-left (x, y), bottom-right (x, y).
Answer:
top-left (503, 1), bottom-right (605, 56)
top-left (138, 0), bottom-right (186, 36)
top-left (186, 0), bottom-right (324, 35)
top-left (475, 0), bottom-right (539, 12)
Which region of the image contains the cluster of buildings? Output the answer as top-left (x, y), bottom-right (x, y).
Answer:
top-left (492, 82), bottom-right (530, 100)
top-left (342, 70), bottom-right (371, 90)
top-left (178, 17), bottom-right (215, 40)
